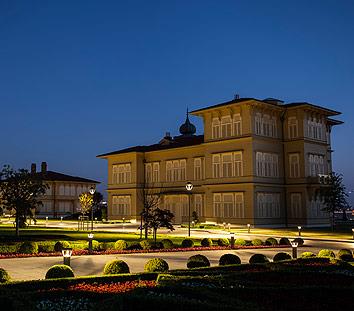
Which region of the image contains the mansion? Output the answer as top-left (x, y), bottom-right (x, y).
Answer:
top-left (98, 96), bottom-right (342, 226)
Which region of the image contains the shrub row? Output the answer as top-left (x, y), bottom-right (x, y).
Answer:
top-left (302, 249), bottom-right (353, 262)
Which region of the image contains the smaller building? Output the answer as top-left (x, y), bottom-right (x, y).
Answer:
top-left (32, 162), bottom-right (99, 218)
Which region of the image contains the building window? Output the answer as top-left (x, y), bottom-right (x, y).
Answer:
top-left (256, 193), bottom-right (280, 218)
top-left (212, 118), bottom-right (220, 139)
top-left (212, 154), bottom-right (221, 178)
top-left (288, 117), bottom-right (298, 139)
top-left (145, 162), bottom-right (159, 183)
top-left (166, 159), bottom-right (186, 182)
top-left (255, 113), bottom-right (277, 138)
top-left (112, 195), bottom-right (131, 216)
top-left (194, 194), bottom-right (205, 216)
top-left (194, 158), bottom-right (203, 180)
top-left (222, 153), bottom-right (233, 177)
top-left (289, 153), bottom-right (300, 178)
top-left (233, 114), bottom-right (242, 136)
top-left (308, 154), bottom-right (325, 177)
top-left (234, 152), bottom-right (243, 177)
top-left (145, 163), bottom-right (152, 183)
top-left (256, 152), bottom-right (279, 177)
top-left (213, 152), bottom-right (243, 178)
top-left (113, 163), bottom-right (131, 184)
top-left (306, 117), bottom-right (324, 141)
top-left (213, 192), bottom-right (244, 218)
top-left (308, 197), bottom-right (327, 218)
top-left (290, 193), bottom-right (302, 218)
top-left (153, 162), bottom-right (159, 182)
top-left (221, 116), bottom-right (232, 137)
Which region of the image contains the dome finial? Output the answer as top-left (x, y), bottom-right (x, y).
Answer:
top-left (179, 109), bottom-right (196, 136)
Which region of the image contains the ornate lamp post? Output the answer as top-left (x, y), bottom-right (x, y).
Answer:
top-left (230, 232), bottom-right (235, 249)
top-left (291, 240), bottom-right (299, 259)
top-left (88, 232), bottom-right (94, 253)
top-left (185, 181), bottom-right (193, 237)
top-left (298, 226), bottom-right (302, 237)
top-left (62, 248), bottom-right (73, 266)
top-left (247, 223), bottom-right (251, 234)
top-left (89, 186), bottom-right (96, 231)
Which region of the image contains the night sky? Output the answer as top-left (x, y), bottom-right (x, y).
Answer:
top-left (0, 1), bottom-right (353, 203)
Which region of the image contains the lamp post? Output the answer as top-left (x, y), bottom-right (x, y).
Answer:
top-left (60, 216), bottom-right (63, 223)
top-left (89, 186), bottom-right (96, 231)
top-left (228, 223), bottom-right (231, 231)
top-left (298, 226), bottom-right (302, 237)
top-left (247, 223), bottom-right (251, 234)
top-left (291, 240), bottom-right (298, 259)
top-left (230, 232), bottom-right (235, 249)
top-left (185, 181), bottom-right (193, 237)
top-left (45, 216), bottom-right (48, 226)
top-left (88, 232), bottom-right (94, 253)
top-left (62, 248), bottom-right (72, 266)
top-left (223, 222), bottom-right (226, 230)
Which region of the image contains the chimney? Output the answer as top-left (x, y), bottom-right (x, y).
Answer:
top-left (31, 163), bottom-right (36, 174)
top-left (165, 132), bottom-right (171, 139)
top-left (234, 94), bottom-right (240, 100)
top-left (41, 162), bottom-right (47, 173)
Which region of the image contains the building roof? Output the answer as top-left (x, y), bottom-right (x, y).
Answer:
top-left (97, 135), bottom-right (204, 158)
top-left (36, 171), bottom-right (100, 184)
top-left (190, 98), bottom-right (254, 113)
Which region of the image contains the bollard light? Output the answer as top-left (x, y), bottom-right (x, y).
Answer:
top-left (247, 224), bottom-right (251, 234)
top-left (297, 226), bottom-right (302, 236)
top-left (60, 216), bottom-right (63, 223)
top-left (45, 217), bottom-right (48, 226)
top-left (230, 232), bottom-right (235, 249)
top-left (228, 223), bottom-right (231, 231)
top-left (291, 240), bottom-right (298, 259)
top-left (88, 233), bottom-right (94, 253)
top-left (223, 222), bottom-right (226, 230)
top-left (62, 247), bottom-right (73, 266)
top-left (95, 217), bottom-right (97, 223)
top-left (191, 220), bottom-right (195, 227)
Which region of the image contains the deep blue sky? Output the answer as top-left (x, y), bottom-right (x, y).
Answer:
top-left (0, 0), bottom-right (353, 202)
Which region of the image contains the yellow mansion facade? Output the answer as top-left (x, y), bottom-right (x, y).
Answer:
top-left (98, 97), bottom-right (342, 226)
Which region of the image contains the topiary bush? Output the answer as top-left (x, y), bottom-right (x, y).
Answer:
top-left (293, 237), bottom-right (304, 246)
top-left (235, 238), bottom-right (247, 246)
top-left (201, 238), bottom-right (213, 247)
top-left (279, 237), bottom-right (291, 246)
top-left (114, 240), bottom-right (128, 250)
top-left (139, 240), bottom-right (152, 250)
top-left (337, 249), bottom-right (353, 262)
top-left (273, 252), bottom-right (292, 262)
top-left (219, 253), bottom-right (241, 266)
top-left (181, 239), bottom-right (194, 248)
top-left (54, 241), bottom-right (71, 252)
top-left (265, 238), bottom-right (278, 246)
top-left (0, 268), bottom-right (11, 283)
top-left (144, 258), bottom-right (169, 272)
top-left (127, 243), bottom-right (143, 250)
top-left (251, 239), bottom-right (263, 246)
top-left (301, 251), bottom-right (316, 258)
top-left (187, 254), bottom-right (210, 268)
top-left (38, 241), bottom-right (55, 253)
top-left (90, 240), bottom-right (100, 251)
top-left (249, 254), bottom-right (270, 264)
top-left (45, 265), bottom-right (74, 279)
top-left (19, 241), bottom-right (38, 254)
top-left (161, 239), bottom-right (174, 249)
top-left (318, 249), bottom-right (336, 258)
top-left (217, 238), bottom-right (230, 247)
top-left (103, 260), bottom-right (130, 275)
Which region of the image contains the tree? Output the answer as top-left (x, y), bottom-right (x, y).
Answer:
top-left (320, 172), bottom-right (349, 231)
top-left (0, 165), bottom-right (48, 236)
top-left (78, 192), bottom-right (93, 215)
top-left (92, 191), bottom-right (105, 220)
top-left (148, 208), bottom-right (174, 244)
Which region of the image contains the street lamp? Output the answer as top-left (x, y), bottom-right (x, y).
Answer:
top-left (291, 240), bottom-right (298, 259)
top-left (185, 181), bottom-right (193, 237)
top-left (88, 232), bottom-right (94, 253)
top-left (62, 247), bottom-right (72, 266)
top-left (298, 226), bottom-right (302, 237)
top-left (247, 223), bottom-right (251, 234)
top-left (230, 232), bottom-right (235, 249)
top-left (89, 186), bottom-right (96, 231)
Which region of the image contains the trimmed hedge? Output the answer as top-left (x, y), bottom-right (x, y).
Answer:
top-left (301, 251), bottom-right (316, 258)
top-left (249, 254), bottom-right (270, 264)
top-left (219, 253), bottom-right (241, 266)
top-left (187, 254), bottom-right (210, 269)
top-left (19, 241), bottom-right (38, 254)
top-left (251, 239), bottom-right (263, 246)
top-left (265, 238), bottom-right (278, 246)
top-left (140, 240), bottom-right (152, 250)
top-left (89, 240), bottom-right (100, 251)
top-left (217, 238), bottom-right (230, 247)
top-left (279, 237), bottom-right (291, 246)
top-left (235, 238), bottom-right (247, 246)
top-left (273, 252), bottom-right (292, 262)
top-left (161, 239), bottom-right (174, 249)
top-left (337, 249), bottom-right (353, 262)
top-left (54, 241), bottom-right (71, 252)
top-left (144, 258), bottom-right (169, 272)
top-left (38, 241), bottom-right (55, 253)
top-left (45, 265), bottom-right (74, 279)
top-left (0, 268), bottom-right (11, 283)
top-left (181, 239), bottom-right (194, 248)
top-left (201, 238), bottom-right (213, 247)
top-left (103, 260), bottom-right (130, 275)
top-left (318, 249), bottom-right (336, 258)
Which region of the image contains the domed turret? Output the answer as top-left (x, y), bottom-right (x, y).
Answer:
top-left (179, 109), bottom-right (196, 136)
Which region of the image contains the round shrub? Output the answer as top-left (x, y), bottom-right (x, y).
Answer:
top-left (19, 241), bottom-right (38, 254)
top-left (318, 249), bottom-right (336, 258)
top-left (54, 241), bottom-right (71, 252)
top-left (45, 265), bottom-right (74, 279)
top-left (217, 238), bottom-right (230, 247)
top-left (127, 243), bottom-right (142, 250)
top-left (251, 239), bottom-right (263, 246)
top-left (139, 240), bottom-right (152, 250)
top-left (114, 240), bottom-right (128, 250)
top-left (152, 242), bottom-right (163, 249)
top-left (279, 237), bottom-right (291, 246)
top-left (161, 239), bottom-right (174, 249)
top-left (88, 240), bottom-right (100, 251)
top-left (337, 249), bottom-right (353, 262)
top-left (219, 253), bottom-right (241, 266)
top-left (181, 239), bottom-right (194, 248)
top-left (235, 238), bottom-right (247, 246)
top-left (249, 254), bottom-right (270, 264)
top-left (265, 238), bottom-right (278, 246)
top-left (301, 251), bottom-right (316, 258)
top-left (144, 258), bottom-right (169, 272)
top-left (103, 260), bottom-right (130, 275)
top-left (293, 237), bottom-right (304, 246)
top-left (201, 238), bottom-right (213, 247)
top-left (187, 254), bottom-right (210, 269)
top-left (273, 252), bottom-right (292, 262)
top-left (0, 268), bottom-right (10, 283)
